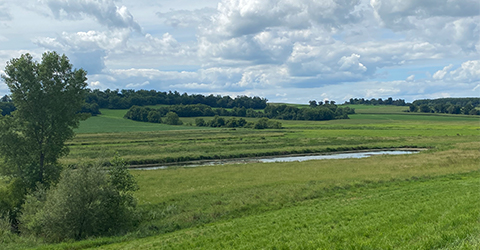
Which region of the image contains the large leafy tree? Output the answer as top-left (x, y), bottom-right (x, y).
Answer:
top-left (0, 52), bottom-right (87, 189)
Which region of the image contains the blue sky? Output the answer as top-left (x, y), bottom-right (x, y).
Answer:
top-left (0, 0), bottom-right (479, 103)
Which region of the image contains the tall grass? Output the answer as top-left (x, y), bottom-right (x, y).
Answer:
top-left (7, 144), bottom-right (480, 249)
top-left (98, 172), bottom-right (480, 249)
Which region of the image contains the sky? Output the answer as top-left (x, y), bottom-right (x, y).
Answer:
top-left (0, 0), bottom-right (479, 103)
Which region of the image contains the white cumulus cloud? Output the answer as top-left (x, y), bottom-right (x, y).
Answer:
top-left (44, 0), bottom-right (142, 32)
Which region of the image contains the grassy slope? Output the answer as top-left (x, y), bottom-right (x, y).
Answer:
top-left (97, 172), bottom-right (480, 249)
top-left (32, 141), bottom-right (478, 250)
top-left (75, 109), bottom-right (205, 134)
top-left (8, 105), bottom-right (478, 249)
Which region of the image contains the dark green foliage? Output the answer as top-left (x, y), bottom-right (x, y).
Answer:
top-left (85, 89), bottom-right (268, 109)
top-left (195, 118), bottom-right (206, 127)
top-left (0, 102), bottom-right (15, 116)
top-left (0, 52), bottom-right (87, 233)
top-left (409, 104), bottom-right (418, 112)
top-left (125, 102), bottom-right (354, 124)
top-left (419, 104), bottom-right (432, 113)
top-left (446, 105), bottom-right (461, 114)
top-left (208, 115), bottom-right (225, 127)
top-left (413, 97), bottom-right (480, 107)
top-left (80, 102), bottom-right (101, 116)
top-left (345, 97), bottom-right (407, 106)
top-left (164, 112), bottom-right (183, 125)
top-left (264, 103), bottom-right (353, 120)
top-left (109, 155), bottom-right (138, 193)
top-left (0, 52), bottom-right (87, 191)
top-left (147, 110), bottom-right (162, 123)
top-left (19, 158), bottom-right (138, 242)
top-left (0, 178), bottom-right (27, 228)
top-left (409, 98), bottom-right (480, 115)
top-left (157, 104), bottom-right (216, 117)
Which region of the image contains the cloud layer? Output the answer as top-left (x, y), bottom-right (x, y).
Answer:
top-left (1, 0), bottom-right (479, 102)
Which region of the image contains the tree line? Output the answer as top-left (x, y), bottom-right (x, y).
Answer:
top-left (124, 103), bottom-right (355, 124)
top-left (264, 103), bottom-right (355, 120)
top-left (409, 98), bottom-right (480, 115)
top-left (343, 97), bottom-right (407, 106)
top-left (195, 116), bottom-right (282, 129)
top-left (85, 89), bottom-right (268, 110)
top-left (0, 94), bottom-right (100, 117)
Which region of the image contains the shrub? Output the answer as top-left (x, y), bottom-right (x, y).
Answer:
top-left (147, 110), bottom-right (162, 123)
top-left (0, 178), bottom-right (27, 229)
top-left (195, 118), bottom-right (206, 127)
top-left (19, 157), bottom-right (138, 242)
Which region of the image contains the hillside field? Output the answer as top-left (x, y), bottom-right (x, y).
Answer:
top-left (4, 105), bottom-right (479, 249)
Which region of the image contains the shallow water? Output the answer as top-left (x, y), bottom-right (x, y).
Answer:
top-left (259, 151), bottom-right (417, 163)
top-left (134, 150), bottom-right (419, 170)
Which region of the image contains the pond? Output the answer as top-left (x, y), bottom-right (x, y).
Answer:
top-left (133, 149), bottom-right (421, 170)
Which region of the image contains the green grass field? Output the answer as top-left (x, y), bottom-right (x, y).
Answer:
top-left (4, 105), bottom-right (479, 249)
top-left (97, 172), bottom-right (480, 249)
top-left (75, 109), bottom-right (205, 134)
top-left (65, 107), bottom-right (479, 167)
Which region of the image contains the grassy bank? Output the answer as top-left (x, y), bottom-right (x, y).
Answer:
top-left (99, 171), bottom-right (480, 249)
top-left (13, 140), bottom-right (476, 249)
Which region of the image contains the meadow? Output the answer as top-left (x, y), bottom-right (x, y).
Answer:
top-left (3, 105), bottom-right (479, 249)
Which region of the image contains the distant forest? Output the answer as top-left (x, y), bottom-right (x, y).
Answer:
top-left (1, 91), bottom-right (478, 117)
top-left (85, 89), bottom-right (268, 110)
top-left (124, 103), bottom-right (355, 123)
top-left (409, 98), bottom-right (480, 115)
top-left (343, 97), bottom-right (407, 106)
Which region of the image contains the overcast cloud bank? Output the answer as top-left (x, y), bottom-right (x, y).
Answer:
top-left (1, 0), bottom-right (479, 103)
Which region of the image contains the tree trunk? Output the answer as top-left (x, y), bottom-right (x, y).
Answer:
top-left (39, 152), bottom-right (44, 184)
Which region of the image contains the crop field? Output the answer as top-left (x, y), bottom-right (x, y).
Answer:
top-left (6, 105), bottom-right (479, 249)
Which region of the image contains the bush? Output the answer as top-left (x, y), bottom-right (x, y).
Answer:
top-left (19, 157), bottom-right (138, 242)
top-left (208, 115), bottom-right (225, 127)
top-left (164, 112), bottom-right (183, 125)
top-left (0, 215), bottom-right (19, 244)
top-left (0, 178), bottom-right (27, 229)
top-left (195, 118), bottom-right (206, 127)
top-left (147, 110), bottom-right (162, 123)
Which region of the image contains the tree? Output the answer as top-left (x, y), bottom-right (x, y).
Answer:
top-left (164, 112), bottom-right (183, 125)
top-left (419, 104), bottom-right (431, 113)
top-left (147, 110), bottom-right (162, 123)
top-left (195, 118), bottom-right (206, 127)
top-left (0, 52), bottom-right (87, 225)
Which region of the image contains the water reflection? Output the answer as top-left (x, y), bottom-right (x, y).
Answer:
top-left (134, 150), bottom-right (420, 170)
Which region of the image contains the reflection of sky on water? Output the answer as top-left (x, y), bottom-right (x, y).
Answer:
top-left (260, 151), bottom-right (417, 163)
top-left (136, 151), bottom-right (418, 170)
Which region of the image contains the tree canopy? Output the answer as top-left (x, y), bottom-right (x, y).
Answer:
top-left (0, 51), bottom-right (87, 190)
